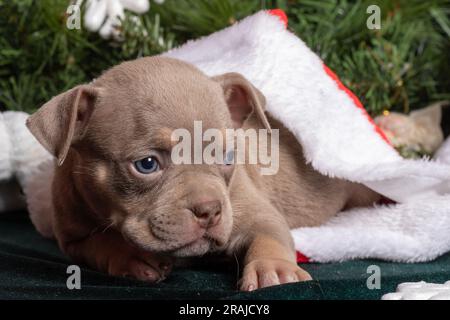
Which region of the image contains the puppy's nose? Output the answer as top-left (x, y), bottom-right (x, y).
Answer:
top-left (191, 200), bottom-right (222, 228)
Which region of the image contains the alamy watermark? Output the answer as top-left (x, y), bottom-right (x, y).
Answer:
top-left (366, 5), bottom-right (381, 30)
top-left (66, 0), bottom-right (82, 30)
top-left (67, 3), bottom-right (382, 32)
top-left (366, 265), bottom-right (381, 290)
top-left (66, 265), bottom-right (81, 290)
top-left (171, 121), bottom-right (279, 175)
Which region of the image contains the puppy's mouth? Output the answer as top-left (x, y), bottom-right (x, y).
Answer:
top-left (169, 238), bottom-right (211, 257)
top-left (169, 234), bottom-right (226, 257)
top-left (122, 224), bottom-right (228, 258)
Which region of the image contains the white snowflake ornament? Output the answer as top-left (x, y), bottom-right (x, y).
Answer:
top-left (84, 0), bottom-right (152, 39)
top-left (382, 281), bottom-right (450, 300)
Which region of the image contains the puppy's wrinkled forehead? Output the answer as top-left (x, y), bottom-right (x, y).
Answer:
top-left (85, 57), bottom-right (231, 158)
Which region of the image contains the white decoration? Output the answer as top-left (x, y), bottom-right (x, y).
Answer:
top-left (382, 281), bottom-right (450, 300)
top-left (435, 138), bottom-right (450, 164)
top-left (0, 112), bottom-right (53, 227)
top-left (84, 0), bottom-right (154, 39)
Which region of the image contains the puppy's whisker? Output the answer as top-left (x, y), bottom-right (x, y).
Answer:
top-left (101, 220), bottom-right (115, 233)
top-left (234, 252), bottom-right (240, 289)
top-left (72, 165), bottom-right (99, 177)
top-left (71, 171), bottom-right (96, 176)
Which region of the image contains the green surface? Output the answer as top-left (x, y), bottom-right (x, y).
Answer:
top-left (1, 211), bottom-right (450, 300)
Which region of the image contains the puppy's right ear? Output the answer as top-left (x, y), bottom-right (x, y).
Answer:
top-left (26, 85), bottom-right (100, 166)
top-left (212, 72), bottom-right (271, 132)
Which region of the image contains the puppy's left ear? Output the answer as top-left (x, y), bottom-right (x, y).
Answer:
top-left (212, 72), bottom-right (271, 132)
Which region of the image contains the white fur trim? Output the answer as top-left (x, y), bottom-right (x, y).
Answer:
top-left (0, 111), bottom-right (53, 218)
top-left (292, 195), bottom-right (450, 263)
top-left (2, 111), bottom-right (53, 187)
top-left (435, 138), bottom-right (450, 164)
top-left (291, 136), bottom-right (450, 263)
top-left (0, 112), bottom-right (13, 181)
top-left (25, 159), bottom-right (55, 238)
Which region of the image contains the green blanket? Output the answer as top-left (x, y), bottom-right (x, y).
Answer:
top-left (1, 211), bottom-right (449, 300)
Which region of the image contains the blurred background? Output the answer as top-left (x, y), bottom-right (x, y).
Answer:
top-left (0, 0), bottom-right (449, 118)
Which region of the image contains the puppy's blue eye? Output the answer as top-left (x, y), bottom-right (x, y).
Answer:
top-left (134, 157), bottom-right (160, 174)
top-left (224, 150), bottom-right (234, 165)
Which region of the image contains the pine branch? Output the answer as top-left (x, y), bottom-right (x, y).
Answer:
top-left (288, 0), bottom-right (450, 115)
top-left (0, 0), bottom-right (448, 115)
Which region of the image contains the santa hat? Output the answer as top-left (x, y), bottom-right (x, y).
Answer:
top-left (163, 9), bottom-right (450, 263)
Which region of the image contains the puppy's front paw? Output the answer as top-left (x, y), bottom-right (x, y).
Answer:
top-left (108, 250), bottom-right (173, 283)
top-left (239, 259), bottom-right (312, 291)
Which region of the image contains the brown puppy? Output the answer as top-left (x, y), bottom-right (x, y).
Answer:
top-left (27, 57), bottom-right (380, 290)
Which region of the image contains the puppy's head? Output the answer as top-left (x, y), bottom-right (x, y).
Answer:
top-left (27, 57), bottom-right (270, 257)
